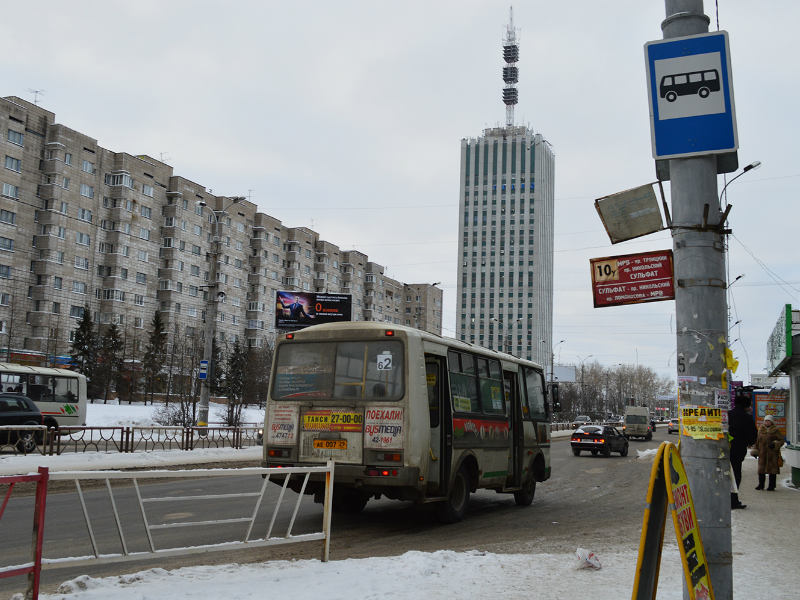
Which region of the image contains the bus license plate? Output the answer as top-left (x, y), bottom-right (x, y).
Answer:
top-left (313, 439), bottom-right (347, 450)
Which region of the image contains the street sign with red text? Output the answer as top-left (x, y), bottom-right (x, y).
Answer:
top-left (590, 249), bottom-right (675, 308)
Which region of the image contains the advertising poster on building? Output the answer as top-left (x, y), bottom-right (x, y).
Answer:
top-left (590, 249), bottom-right (675, 308)
top-left (681, 405), bottom-right (724, 440)
top-left (754, 389), bottom-right (788, 437)
top-left (275, 291), bottom-right (352, 329)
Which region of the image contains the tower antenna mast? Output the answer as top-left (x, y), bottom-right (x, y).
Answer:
top-left (502, 7), bottom-right (519, 127)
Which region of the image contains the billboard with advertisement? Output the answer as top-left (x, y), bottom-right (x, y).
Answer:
top-left (275, 291), bottom-right (351, 329)
top-left (590, 250), bottom-right (675, 308)
top-left (753, 388), bottom-right (788, 438)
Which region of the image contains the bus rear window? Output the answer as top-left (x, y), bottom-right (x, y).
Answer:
top-left (273, 340), bottom-right (404, 401)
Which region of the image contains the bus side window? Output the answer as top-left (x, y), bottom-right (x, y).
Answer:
top-left (523, 367), bottom-right (546, 421)
top-left (447, 350), bottom-right (480, 413)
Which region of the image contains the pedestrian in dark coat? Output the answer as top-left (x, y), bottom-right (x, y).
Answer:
top-left (755, 414), bottom-right (784, 491)
top-left (728, 396), bottom-right (757, 509)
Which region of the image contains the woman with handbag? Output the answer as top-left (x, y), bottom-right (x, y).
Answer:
top-left (755, 414), bottom-right (784, 491)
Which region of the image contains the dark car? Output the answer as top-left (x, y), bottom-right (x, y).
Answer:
top-left (0, 394), bottom-right (43, 453)
top-left (667, 418), bottom-right (679, 434)
top-left (571, 415), bottom-right (592, 429)
top-left (571, 424), bottom-right (629, 457)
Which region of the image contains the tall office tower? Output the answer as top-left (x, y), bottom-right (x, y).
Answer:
top-left (455, 9), bottom-right (555, 368)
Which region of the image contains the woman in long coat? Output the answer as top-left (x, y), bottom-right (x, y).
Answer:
top-left (755, 414), bottom-right (784, 491)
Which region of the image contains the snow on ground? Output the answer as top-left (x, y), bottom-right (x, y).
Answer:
top-left (2, 404), bottom-right (798, 598)
top-left (85, 401), bottom-right (265, 428)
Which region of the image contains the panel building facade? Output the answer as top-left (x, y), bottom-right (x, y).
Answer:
top-left (455, 127), bottom-right (554, 365)
top-left (0, 96), bottom-right (442, 363)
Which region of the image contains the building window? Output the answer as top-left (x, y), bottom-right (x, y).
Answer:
top-left (134, 294), bottom-right (144, 306)
top-left (136, 272), bottom-right (147, 284)
top-left (140, 205), bottom-right (152, 219)
top-left (4, 156), bottom-right (21, 172)
top-left (53, 276), bottom-right (62, 289)
top-left (7, 130), bottom-right (23, 146)
top-left (2, 183), bottom-right (19, 199)
top-left (138, 227), bottom-right (150, 240)
top-left (80, 183), bottom-right (94, 198)
top-left (72, 281), bottom-right (87, 294)
top-left (78, 208), bottom-right (92, 222)
top-left (70, 305), bottom-right (84, 319)
top-left (0, 209), bottom-right (15, 225)
top-left (142, 184), bottom-right (154, 197)
top-left (0, 236), bottom-right (14, 252)
top-left (65, 153), bottom-right (72, 165)
top-left (81, 160), bottom-right (95, 174)
top-left (74, 256), bottom-right (89, 270)
top-left (75, 232), bottom-right (90, 246)
top-left (0, 264), bottom-right (9, 278)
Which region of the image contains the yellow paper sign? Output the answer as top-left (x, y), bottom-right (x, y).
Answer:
top-left (681, 406), bottom-right (724, 440)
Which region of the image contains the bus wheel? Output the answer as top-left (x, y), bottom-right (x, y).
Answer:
top-left (332, 489), bottom-right (369, 514)
top-left (698, 87), bottom-right (710, 98)
top-left (436, 465), bottom-right (470, 524)
top-left (666, 91), bottom-right (677, 102)
top-left (514, 476), bottom-right (536, 507)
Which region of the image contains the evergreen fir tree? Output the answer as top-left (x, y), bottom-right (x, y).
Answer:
top-left (97, 323), bottom-right (124, 403)
top-left (222, 341), bottom-right (248, 426)
top-left (143, 311), bottom-right (167, 405)
top-left (69, 305), bottom-right (101, 399)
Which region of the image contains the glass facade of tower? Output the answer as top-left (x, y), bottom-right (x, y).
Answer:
top-left (455, 126), bottom-right (554, 367)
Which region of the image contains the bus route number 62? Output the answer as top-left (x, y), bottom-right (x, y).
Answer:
top-left (377, 352), bottom-right (393, 371)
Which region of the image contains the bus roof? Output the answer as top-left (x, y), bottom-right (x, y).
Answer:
top-left (0, 362), bottom-right (85, 377)
top-left (279, 322), bottom-right (544, 370)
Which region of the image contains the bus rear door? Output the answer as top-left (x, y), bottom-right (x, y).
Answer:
top-left (425, 356), bottom-right (451, 495)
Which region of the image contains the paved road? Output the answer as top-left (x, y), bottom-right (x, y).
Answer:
top-left (0, 429), bottom-right (674, 595)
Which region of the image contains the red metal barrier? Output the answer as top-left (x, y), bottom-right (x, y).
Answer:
top-left (0, 466), bottom-right (49, 599)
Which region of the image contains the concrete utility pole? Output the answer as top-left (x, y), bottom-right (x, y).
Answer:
top-left (197, 197), bottom-right (243, 428)
top-left (662, 1), bottom-right (732, 598)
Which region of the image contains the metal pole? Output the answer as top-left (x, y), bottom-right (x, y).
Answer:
top-left (662, 2), bottom-right (732, 598)
top-left (198, 212), bottom-right (221, 428)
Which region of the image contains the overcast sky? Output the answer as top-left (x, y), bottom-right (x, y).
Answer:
top-left (4, 1), bottom-right (798, 381)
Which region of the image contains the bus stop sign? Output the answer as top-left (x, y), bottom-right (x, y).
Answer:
top-left (645, 31), bottom-right (737, 160)
top-left (198, 360), bottom-right (209, 380)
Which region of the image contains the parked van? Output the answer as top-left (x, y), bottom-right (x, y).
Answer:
top-left (623, 406), bottom-right (651, 440)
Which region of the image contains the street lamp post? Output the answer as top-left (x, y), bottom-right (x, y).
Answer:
top-left (542, 339), bottom-right (565, 383)
top-left (576, 354), bottom-right (593, 415)
top-left (196, 196), bottom-right (243, 428)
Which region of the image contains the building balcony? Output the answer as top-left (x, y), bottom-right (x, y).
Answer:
top-left (250, 237), bottom-right (266, 250)
top-left (109, 206), bottom-right (133, 222)
top-left (314, 261), bottom-right (328, 272)
top-left (39, 184), bottom-right (63, 202)
top-left (162, 204), bottom-right (178, 218)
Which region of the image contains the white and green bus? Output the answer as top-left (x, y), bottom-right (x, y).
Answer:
top-left (0, 363), bottom-right (87, 430)
top-left (262, 322), bottom-right (554, 522)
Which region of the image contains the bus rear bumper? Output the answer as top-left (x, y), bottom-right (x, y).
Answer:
top-left (263, 461), bottom-right (423, 500)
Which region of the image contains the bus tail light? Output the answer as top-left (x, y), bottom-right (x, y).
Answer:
top-left (366, 468), bottom-right (399, 477)
top-left (285, 333), bottom-right (294, 340)
top-left (385, 330), bottom-right (395, 336)
top-left (268, 448), bottom-right (290, 458)
top-left (376, 452), bottom-right (402, 462)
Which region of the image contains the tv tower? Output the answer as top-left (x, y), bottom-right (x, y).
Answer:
top-left (502, 7), bottom-right (519, 127)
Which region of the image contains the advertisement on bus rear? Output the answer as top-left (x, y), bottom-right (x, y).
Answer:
top-left (590, 249), bottom-right (675, 308)
top-left (275, 291), bottom-right (352, 329)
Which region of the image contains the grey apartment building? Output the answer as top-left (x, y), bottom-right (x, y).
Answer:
top-left (0, 96), bottom-right (442, 362)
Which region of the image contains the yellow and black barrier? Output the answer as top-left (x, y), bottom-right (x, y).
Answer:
top-left (632, 441), bottom-right (714, 600)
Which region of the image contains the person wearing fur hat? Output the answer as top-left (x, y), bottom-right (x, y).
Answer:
top-left (755, 414), bottom-right (784, 491)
